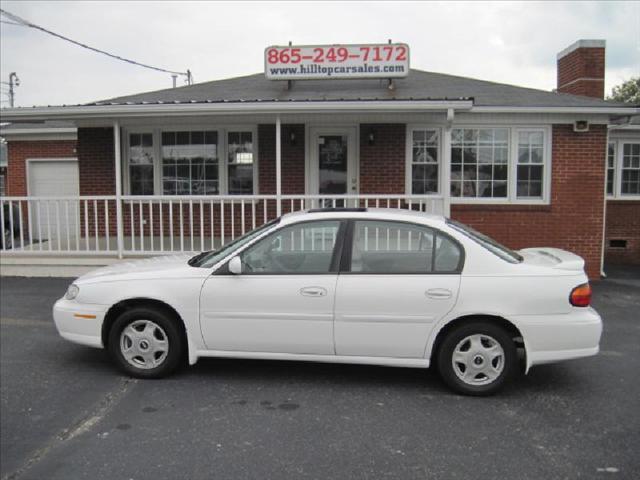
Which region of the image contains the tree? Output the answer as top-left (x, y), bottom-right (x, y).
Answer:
top-left (607, 77), bottom-right (640, 104)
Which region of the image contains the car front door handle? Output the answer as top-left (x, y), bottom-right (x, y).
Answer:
top-left (300, 287), bottom-right (327, 297)
top-left (425, 288), bottom-right (452, 299)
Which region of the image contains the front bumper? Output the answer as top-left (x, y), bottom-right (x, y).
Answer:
top-left (515, 307), bottom-right (603, 370)
top-left (52, 298), bottom-right (108, 348)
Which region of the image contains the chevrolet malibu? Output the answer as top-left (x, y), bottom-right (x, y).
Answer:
top-left (53, 208), bottom-right (602, 395)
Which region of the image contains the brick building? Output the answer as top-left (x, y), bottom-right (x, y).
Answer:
top-left (1, 39), bottom-right (638, 278)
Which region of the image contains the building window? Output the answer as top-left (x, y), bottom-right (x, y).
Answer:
top-left (0, 174), bottom-right (5, 196)
top-left (410, 129), bottom-right (439, 194)
top-left (227, 131), bottom-right (254, 195)
top-left (621, 143), bottom-right (640, 195)
top-left (128, 133), bottom-right (154, 195)
top-left (451, 128), bottom-right (508, 198)
top-left (161, 131), bottom-right (219, 195)
top-left (516, 130), bottom-right (545, 198)
top-left (607, 142), bottom-right (616, 196)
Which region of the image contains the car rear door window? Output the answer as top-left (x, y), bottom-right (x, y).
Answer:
top-left (349, 220), bottom-right (462, 274)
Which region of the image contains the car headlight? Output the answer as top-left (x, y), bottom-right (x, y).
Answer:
top-left (65, 284), bottom-right (80, 300)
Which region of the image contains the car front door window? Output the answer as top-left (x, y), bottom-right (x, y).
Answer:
top-left (241, 220), bottom-right (342, 274)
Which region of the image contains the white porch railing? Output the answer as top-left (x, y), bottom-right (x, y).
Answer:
top-left (0, 194), bottom-right (447, 256)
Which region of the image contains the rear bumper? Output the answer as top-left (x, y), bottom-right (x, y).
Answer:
top-left (52, 298), bottom-right (107, 349)
top-left (515, 307), bottom-right (602, 370)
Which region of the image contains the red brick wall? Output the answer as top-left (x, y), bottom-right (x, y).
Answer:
top-left (604, 200), bottom-right (640, 265)
top-left (360, 124), bottom-right (405, 193)
top-left (258, 124), bottom-right (305, 194)
top-left (451, 124), bottom-right (607, 279)
top-left (557, 46), bottom-right (605, 99)
top-left (6, 139), bottom-right (77, 195)
top-left (77, 128), bottom-right (115, 195)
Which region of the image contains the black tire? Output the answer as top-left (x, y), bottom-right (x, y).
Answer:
top-left (107, 307), bottom-right (185, 379)
top-left (436, 321), bottom-right (517, 396)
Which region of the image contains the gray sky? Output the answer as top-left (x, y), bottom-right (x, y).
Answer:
top-left (1, 0), bottom-right (638, 107)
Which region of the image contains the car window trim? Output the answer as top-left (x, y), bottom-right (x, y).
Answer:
top-left (338, 219), bottom-right (465, 275)
top-left (216, 218), bottom-right (348, 276)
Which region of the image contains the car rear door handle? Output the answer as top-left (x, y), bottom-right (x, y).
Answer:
top-left (426, 288), bottom-right (452, 299)
top-left (300, 287), bottom-right (327, 297)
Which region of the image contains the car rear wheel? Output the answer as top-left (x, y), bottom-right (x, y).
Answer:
top-left (437, 321), bottom-right (517, 396)
top-left (108, 307), bottom-right (184, 379)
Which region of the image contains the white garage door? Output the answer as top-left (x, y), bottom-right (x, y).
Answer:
top-left (29, 160), bottom-right (79, 243)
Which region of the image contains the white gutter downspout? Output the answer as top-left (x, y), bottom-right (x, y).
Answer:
top-left (600, 142), bottom-right (608, 279)
top-left (276, 115), bottom-right (282, 217)
top-left (114, 121), bottom-right (124, 259)
top-left (442, 108), bottom-right (454, 217)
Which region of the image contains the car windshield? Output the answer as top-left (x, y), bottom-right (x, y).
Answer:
top-left (188, 218), bottom-right (280, 268)
top-left (446, 219), bottom-right (523, 264)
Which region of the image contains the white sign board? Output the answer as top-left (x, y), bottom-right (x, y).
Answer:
top-left (264, 43), bottom-right (410, 80)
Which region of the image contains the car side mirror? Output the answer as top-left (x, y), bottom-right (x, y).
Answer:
top-left (228, 256), bottom-right (242, 275)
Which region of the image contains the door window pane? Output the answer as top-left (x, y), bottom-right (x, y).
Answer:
top-left (161, 131), bottom-right (219, 195)
top-left (241, 221), bottom-right (341, 274)
top-left (228, 131), bottom-right (254, 194)
top-left (350, 221), bottom-right (461, 273)
top-left (129, 133), bottom-right (154, 195)
top-left (319, 135), bottom-right (348, 194)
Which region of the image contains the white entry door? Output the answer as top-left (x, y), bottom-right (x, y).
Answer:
top-left (28, 159), bottom-right (79, 243)
top-left (309, 127), bottom-right (358, 201)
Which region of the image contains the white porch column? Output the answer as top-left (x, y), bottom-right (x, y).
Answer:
top-left (275, 115), bottom-right (282, 216)
top-left (114, 121), bottom-right (124, 259)
top-left (442, 109), bottom-right (453, 217)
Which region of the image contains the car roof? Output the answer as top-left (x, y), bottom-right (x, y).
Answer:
top-left (279, 208), bottom-right (447, 226)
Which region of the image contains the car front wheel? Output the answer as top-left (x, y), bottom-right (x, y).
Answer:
top-left (437, 321), bottom-right (517, 396)
top-left (108, 307), bottom-right (184, 379)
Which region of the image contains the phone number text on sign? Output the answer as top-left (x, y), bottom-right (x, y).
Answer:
top-left (264, 43), bottom-right (410, 80)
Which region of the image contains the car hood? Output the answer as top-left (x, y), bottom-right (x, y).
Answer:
top-left (76, 254), bottom-right (205, 283)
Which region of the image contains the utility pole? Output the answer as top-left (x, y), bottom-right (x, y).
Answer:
top-left (6, 72), bottom-right (20, 107)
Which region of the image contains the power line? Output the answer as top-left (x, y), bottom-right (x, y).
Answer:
top-left (0, 8), bottom-right (193, 84)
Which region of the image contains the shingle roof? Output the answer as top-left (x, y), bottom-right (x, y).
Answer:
top-left (91, 69), bottom-right (626, 108)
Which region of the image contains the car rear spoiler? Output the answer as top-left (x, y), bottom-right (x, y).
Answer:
top-left (518, 247), bottom-right (586, 272)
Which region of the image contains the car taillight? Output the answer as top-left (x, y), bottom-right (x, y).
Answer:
top-left (570, 283), bottom-right (591, 307)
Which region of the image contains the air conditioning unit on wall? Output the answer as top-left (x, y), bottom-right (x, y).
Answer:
top-left (573, 120), bottom-right (590, 132)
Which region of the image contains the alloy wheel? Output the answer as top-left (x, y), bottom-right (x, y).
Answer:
top-left (119, 319), bottom-right (169, 370)
top-left (451, 333), bottom-right (505, 386)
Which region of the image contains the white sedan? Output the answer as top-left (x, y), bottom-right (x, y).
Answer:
top-left (53, 208), bottom-right (602, 395)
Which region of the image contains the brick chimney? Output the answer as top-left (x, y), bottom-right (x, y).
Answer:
top-left (557, 39), bottom-right (605, 98)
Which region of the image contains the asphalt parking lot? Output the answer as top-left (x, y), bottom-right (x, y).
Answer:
top-left (1, 271), bottom-right (639, 480)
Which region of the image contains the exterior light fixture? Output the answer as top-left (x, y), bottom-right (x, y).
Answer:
top-left (290, 131), bottom-right (296, 146)
top-left (368, 130), bottom-right (375, 146)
